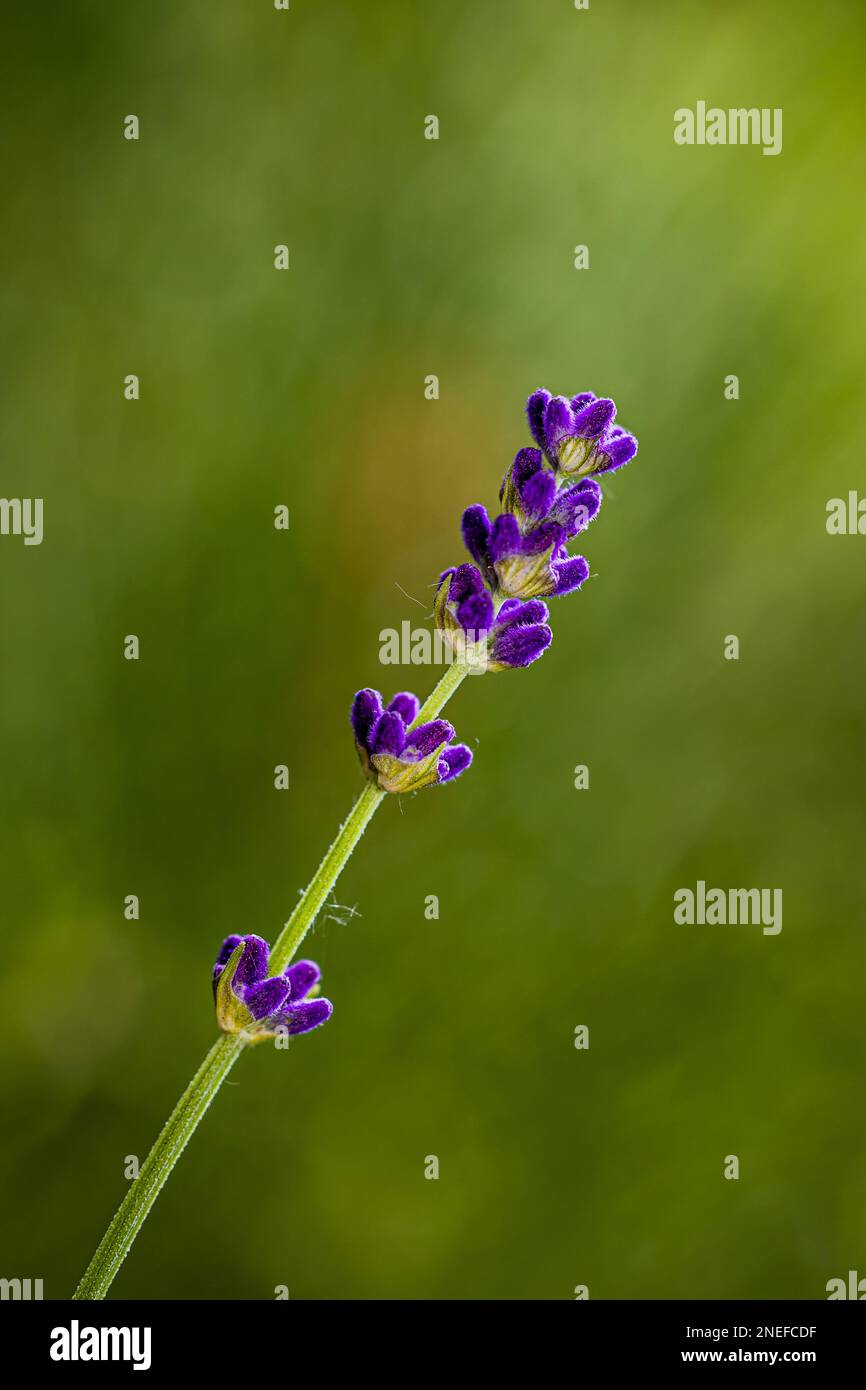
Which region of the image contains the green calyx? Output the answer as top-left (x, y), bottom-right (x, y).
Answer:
top-left (494, 546), bottom-right (556, 600)
top-left (371, 739), bottom-right (448, 794)
top-left (434, 571), bottom-right (490, 670)
top-left (214, 942), bottom-right (280, 1046)
top-left (558, 435), bottom-right (600, 477)
top-left (215, 943), bottom-right (255, 1036)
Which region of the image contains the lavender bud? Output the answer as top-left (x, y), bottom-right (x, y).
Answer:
top-left (350, 688), bottom-right (473, 792)
top-left (213, 935), bottom-right (332, 1043)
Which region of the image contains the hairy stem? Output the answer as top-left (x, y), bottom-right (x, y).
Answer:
top-left (73, 1033), bottom-right (243, 1300)
top-left (73, 658), bottom-right (469, 1299)
top-left (412, 654), bottom-right (470, 725)
top-left (268, 778), bottom-right (385, 973)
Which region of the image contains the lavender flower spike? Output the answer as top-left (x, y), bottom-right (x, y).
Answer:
top-left (72, 383), bottom-right (644, 1304)
top-left (213, 934), bottom-right (332, 1044)
top-left (351, 688), bottom-right (472, 792)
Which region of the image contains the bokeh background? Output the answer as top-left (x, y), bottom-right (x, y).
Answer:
top-left (1, 0), bottom-right (864, 1300)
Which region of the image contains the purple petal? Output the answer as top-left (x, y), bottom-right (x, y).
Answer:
top-left (491, 622), bottom-right (552, 668)
top-left (351, 689), bottom-right (383, 751)
top-left (543, 395), bottom-right (574, 451)
top-left (525, 389), bottom-right (551, 449)
top-left (456, 589), bottom-right (494, 637)
top-left (550, 479), bottom-right (602, 535)
top-left (446, 562), bottom-right (486, 606)
top-left (519, 468), bottom-right (556, 524)
top-left (461, 505), bottom-right (493, 572)
top-left (387, 692), bottom-right (419, 724)
top-left (572, 397), bottom-right (615, 440)
top-left (232, 935), bottom-right (270, 989)
top-left (284, 998), bottom-right (333, 1035)
top-left (551, 554), bottom-right (590, 596)
top-left (501, 447), bottom-right (542, 504)
top-left (440, 566), bottom-right (493, 638)
top-left (495, 598), bottom-right (524, 622)
top-left (284, 959), bottom-right (322, 1002)
top-left (437, 744), bottom-right (473, 782)
top-left (494, 597), bottom-right (550, 629)
top-left (244, 976), bottom-right (291, 1021)
top-left (512, 447), bottom-right (543, 489)
top-left (488, 512), bottom-right (521, 562)
top-left (490, 514), bottom-right (562, 562)
top-left (371, 710), bottom-right (406, 757)
top-left (570, 392), bottom-right (596, 411)
top-left (577, 477), bottom-right (603, 509)
top-left (525, 521), bottom-right (564, 554)
top-left (404, 718), bottom-right (454, 758)
top-left (598, 430), bottom-right (638, 472)
top-left (213, 934), bottom-right (243, 980)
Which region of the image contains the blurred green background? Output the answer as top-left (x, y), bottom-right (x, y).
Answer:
top-left (1, 0), bottom-right (864, 1300)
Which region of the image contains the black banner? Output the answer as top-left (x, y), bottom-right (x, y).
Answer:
top-left (3, 1299), bottom-right (863, 1374)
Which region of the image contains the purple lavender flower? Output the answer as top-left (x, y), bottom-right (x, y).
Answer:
top-left (491, 515), bottom-right (590, 599)
top-left (597, 424), bottom-right (640, 474)
top-left (462, 508), bottom-right (590, 601)
top-left (435, 563), bottom-right (552, 670)
top-left (351, 688), bottom-right (472, 792)
top-left (526, 388), bottom-right (638, 478)
top-left (213, 934), bottom-right (332, 1044)
top-left (499, 447), bottom-right (603, 537)
top-left (453, 387), bottom-right (637, 613)
top-left (499, 447), bottom-right (557, 526)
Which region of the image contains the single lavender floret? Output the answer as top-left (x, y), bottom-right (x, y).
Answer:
top-left (499, 447), bottom-right (602, 538)
top-left (434, 563), bottom-right (552, 670)
top-left (529, 389), bottom-right (638, 478)
top-left (213, 934), bottom-right (332, 1044)
top-left (500, 447), bottom-right (557, 525)
top-left (462, 508), bottom-right (590, 601)
top-left (351, 688), bottom-right (472, 792)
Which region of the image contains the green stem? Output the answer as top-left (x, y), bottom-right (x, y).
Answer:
top-left (73, 1032), bottom-right (243, 1300)
top-left (73, 658), bottom-right (470, 1299)
top-left (269, 659), bottom-right (469, 975)
top-left (268, 778), bottom-right (385, 973)
top-left (412, 654), bottom-right (470, 725)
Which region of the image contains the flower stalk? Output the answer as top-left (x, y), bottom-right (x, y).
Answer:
top-left (73, 386), bottom-right (639, 1299)
top-left (73, 660), bottom-right (470, 1299)
top-left (73, 1033), bottom-right (243, 1300)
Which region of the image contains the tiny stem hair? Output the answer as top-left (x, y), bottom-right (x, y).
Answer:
top-left (73, 659), bottom-right (469, 1300)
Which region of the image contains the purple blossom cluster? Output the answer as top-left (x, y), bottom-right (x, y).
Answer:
top-left (437, 387), bottom-right (639, 668)
top-left (350, 387), bottom-right (638, 796)
top-left (218, 390), bottom-right (637, 1041)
